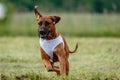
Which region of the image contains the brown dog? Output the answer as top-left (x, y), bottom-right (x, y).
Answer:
top-left (34, 6), bottom-right (78, 76)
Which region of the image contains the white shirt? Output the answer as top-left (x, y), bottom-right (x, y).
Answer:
top-left (39, 35), bottom-right (64, 61)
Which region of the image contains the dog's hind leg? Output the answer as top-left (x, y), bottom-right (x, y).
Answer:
top-left (54, 44), bottom-right (67, 76)
top-left (66, 60), bottom-right (69, 75)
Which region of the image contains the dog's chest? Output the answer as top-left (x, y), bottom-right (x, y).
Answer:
top-left (39, 35), bottom-right (64, 60)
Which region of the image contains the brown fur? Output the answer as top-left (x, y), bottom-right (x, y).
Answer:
top-left (34, 5), bottom-right (78, 76)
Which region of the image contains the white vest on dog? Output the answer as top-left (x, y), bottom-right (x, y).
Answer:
top-left (39, 35), bottom-right (64, 61)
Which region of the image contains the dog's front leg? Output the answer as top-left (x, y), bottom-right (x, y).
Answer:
top-left (43, 58), bottom-right (61, 75)
top-left (40, 48), bottom-right (53, 71)
top-left (43, 58), bottom-right (60, 75)
top-left (42, 59), bottom-right (53, 71)
top-left (41, 48), bottom-right (60, 74)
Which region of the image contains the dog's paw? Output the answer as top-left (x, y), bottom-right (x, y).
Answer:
top-left (47, 69), bottom-right (53, 72)
top-left (47, 67), bottom-right (53, 72)
top-left (45, 66), bottom-right (53, 72)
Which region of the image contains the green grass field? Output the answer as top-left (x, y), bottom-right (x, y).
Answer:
top-left (0, 37), bottom-right (120, 80)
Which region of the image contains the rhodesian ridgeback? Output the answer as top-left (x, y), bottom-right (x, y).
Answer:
top-left (34, 5), bottom-right (78, 76)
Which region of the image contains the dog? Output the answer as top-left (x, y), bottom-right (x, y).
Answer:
top-left (34, 5), bottom-right (78, 76)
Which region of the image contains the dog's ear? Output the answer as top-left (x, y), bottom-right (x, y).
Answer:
top-left (34, 5), bottom-right (42, 21)
top-left (51, 16), bottom-right (61, 24)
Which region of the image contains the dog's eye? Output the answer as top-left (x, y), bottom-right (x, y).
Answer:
top-left (45, 21), bottom-right (50, 26)
top-left (38, 21), bottom-right (42, 26)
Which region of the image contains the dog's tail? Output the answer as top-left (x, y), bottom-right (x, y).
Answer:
top-left (69, 43), bottom-right (78, 54)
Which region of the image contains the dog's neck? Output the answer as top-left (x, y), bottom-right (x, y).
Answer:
top-left (44, 30), bottom-right (59, 40)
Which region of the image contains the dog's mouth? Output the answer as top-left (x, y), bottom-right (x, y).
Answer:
top-left (38, 30), bottom-right (50, 38)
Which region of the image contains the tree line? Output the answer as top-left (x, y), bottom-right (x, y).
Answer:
top-left (1, 0), bottom-right (120, 13)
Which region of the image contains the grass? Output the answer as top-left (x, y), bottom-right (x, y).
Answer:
top-left (0, 13), bottom-right (120, 37)
top-left (0, 37), bottom-right (120, 80)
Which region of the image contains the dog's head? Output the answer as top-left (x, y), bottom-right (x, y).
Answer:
top-left (34, 6), bottom-right (60, 39)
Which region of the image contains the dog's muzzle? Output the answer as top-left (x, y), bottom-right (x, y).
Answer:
top-left (38, 27), bottom-right (50, 38)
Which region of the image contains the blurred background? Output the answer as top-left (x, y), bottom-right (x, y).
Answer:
top-left (0, 1), bottom-right (120, 79)
top-left (0, 0), bottom-right (120, 37)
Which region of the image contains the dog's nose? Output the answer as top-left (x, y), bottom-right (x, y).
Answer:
top-left (39, 27), bottom-right (48, 35)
